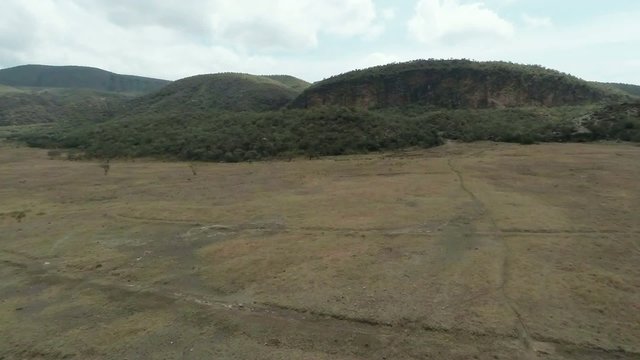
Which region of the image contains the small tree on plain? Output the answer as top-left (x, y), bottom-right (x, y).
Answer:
top-left (99, 160), bottom-right (110, 176)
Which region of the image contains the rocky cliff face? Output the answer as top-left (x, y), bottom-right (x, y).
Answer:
top-left (292, 60), bottom-right (615, 110)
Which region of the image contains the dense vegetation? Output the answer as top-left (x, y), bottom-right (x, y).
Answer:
top-left (0, 88), bottom-right (128, 126)
top-left (17, 103), bottom-right (640, 162)
top-left (263, 75), bottom-right (311, 92)
top-left (0, 64), bottom-right (169, 125)
top-left (4, 60), bottom-right (640, 162)
top-left (582, 102), bottom-right (640, 142)
top-left (595, 83), bottom-right (640, 98)
top-left (292, 59), bottom-right (623, 109)
top-left (121, 73), bottom-right (304, 116)
top-left (0, 65), bottom-right (169, 94)
top-left (0, 71), bottom-right (309, 126)
top-left (14, 107), bottom-right (442, 161)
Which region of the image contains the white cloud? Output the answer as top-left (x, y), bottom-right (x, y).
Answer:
top-left (210, 0), bottom-right (379, 50)
top-left (1, 0), bottom-right (639, 85)
top-left (0, 0), bottom-right (382, 80)
top-left (382, 8), bottom-right (396, 21)
top-left (522, 14), bottom-right (552, 28)
top-left (79, 0), bottom-right (380, 49)
top-left (408, 0), bottom-right (514, 44)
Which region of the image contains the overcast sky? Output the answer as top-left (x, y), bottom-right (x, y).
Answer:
top-left (1, 0), bottom-right (639, 84)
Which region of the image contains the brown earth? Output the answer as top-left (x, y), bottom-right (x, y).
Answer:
top-left (0, 141), bottom-right (639, 359)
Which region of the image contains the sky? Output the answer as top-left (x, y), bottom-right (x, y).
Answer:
top-left (1, 0), bottom-right (639, 84)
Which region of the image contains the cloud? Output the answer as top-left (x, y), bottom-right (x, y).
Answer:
top-left (78, 0), bottom-right (212, 35)
top-left (1, 0), bottom-right (639, 85)
top-left (210, 0), bottom-right (379, 50)
top-left (0, 0), bottom-right (382, 80)
top-left (382, 8), bottom-right (396, 21)
top-left (76, 0), bottom-right (379, 51)
top-left (522, 14), bottom-right (553, 28)
top-left (408, 0), bottom-right (514, 44)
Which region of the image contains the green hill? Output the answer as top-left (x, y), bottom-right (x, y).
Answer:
top-left (16, 102), bottom-right (620, 162)
top-left (263, 75), bottom-right (311, 92)
top-left (0, 84), bottom-right (24, 94)
top-left (581, 102), bottom-right (640, 142)
top-left (0, 65), bottom-right (169, 94)
top-left (9, 61), bottom-right (640, 162)
top-left (120, 73), bottom-right (301, 117)
top-left (0, 72), bottom-right (307, 126)
top-left (594, 82), bottom-right (640, 98)
top-left (0, 88), bottom-right (129, 126)
top-left (292, 59), bottom-right (622, 110)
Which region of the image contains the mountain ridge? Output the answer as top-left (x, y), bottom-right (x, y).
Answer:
top-left (292, 59), bottom-right (624, 110)
top-left (5, 59), bottom-right (640, 162)
top-left (0, 64), bottom-right (170, 94)
top-left (118, 72), bottom-right (306, 118)
top-left (593, 82), bottom-right (640, 97)
top-left (0, 87), bottom-right (129, 126)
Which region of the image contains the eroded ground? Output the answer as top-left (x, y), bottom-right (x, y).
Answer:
top-left (0, 142), bottom-right (639, 359)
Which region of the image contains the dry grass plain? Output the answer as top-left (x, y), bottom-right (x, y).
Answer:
top-left (0, 141), bottom-right (639, 359)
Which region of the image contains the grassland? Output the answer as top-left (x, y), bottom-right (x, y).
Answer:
top-left (0, 141), bottom-right (639, 359)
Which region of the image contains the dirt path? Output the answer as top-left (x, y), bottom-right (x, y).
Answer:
top-left (447, 156), bottom-right (538, 358)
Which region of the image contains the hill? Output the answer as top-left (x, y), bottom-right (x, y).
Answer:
top-left (0, 84), bottom-right (24, 94)
top-left (292, 59), bottom-right (621, 110)
top-left (0, 88), bottom-right (129, 126)
top-left (594, 82), bottom-right (640, 98)
top-left (263, 75), bottom-right (311, 92)
top-left (120, 73), bottom-right (302, 117)
top-left (0, 64), bottom-right (169, 94)
top-left (582, 102), bottom-right (640, 142)
top-left (9, 61), bottom-right (640, 162)
top-left (0, 71), bottom-right (307, 127)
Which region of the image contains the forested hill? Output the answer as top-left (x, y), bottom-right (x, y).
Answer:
top-left (594, 82), bottom-right (640, 97)
top-left (7, 60), bottom-right (640, 162)
top-left (263, 75), bottom-right (311, 92)
top-left (119, 73), bottom-right (305, 117)
top-left (0, 64), bottom-right (169, 94)
top-left (291, 59), bottom-right (623, 110)
top-left (0, 87), bottom-right (130, 126)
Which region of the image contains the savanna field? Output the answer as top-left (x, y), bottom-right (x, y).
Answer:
top-left (1, 141), bottom-right (639, 359)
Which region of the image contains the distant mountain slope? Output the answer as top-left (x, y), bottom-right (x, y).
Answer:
top-left (10, 60), bottom-right (640, 162)
top-left (263, 75), bottom-right (310, 92)
top-left (0, 84), bottom-right (24, 94)
top-left (594, 82), bottom-right (640, 97)
top-left (121, 73), bottom-right (300, 117)
top-left (0, 65), bottom-right (169, 94)
top-left (292, 59), bottom-right (622, 110)
top-left (0, 88), bottom-right (129, 126)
